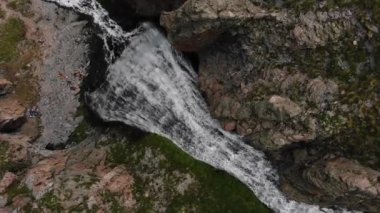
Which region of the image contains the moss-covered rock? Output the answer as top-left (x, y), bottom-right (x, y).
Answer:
top-left (107, 133), bottom-right (271, 213)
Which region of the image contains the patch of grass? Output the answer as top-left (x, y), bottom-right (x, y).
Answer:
top-left (67, 120), bottom-right (92, 145)
top-left (108, 134), bottom-right (271, 213)
top-left (7, 185), bottom-right (32, 203)
top-left (0, 17), bottom-right (40, 105)
top-left (38, 192), bottom-right (63, 212)
top-left (102, 191), bottom-right (127, 212)
top-left (7, 0), bottom-right (33, 17)
top-left (0, 17), bottom-right (26, 63)
top-left (0, 142), bottom-right (28, 175)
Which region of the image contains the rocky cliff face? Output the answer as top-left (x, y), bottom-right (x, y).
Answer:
top-left (118, 0), bottom-right (186, 16)
top-left (161, 0), bottom-right (380, 211)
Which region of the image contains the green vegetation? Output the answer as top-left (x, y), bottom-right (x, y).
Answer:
top-left (38, 192), bottom-right (64, 212)
top-left (0, 142), bottom-right (9, 169)
top-left (0, 17), bottom-right (26, 63)
top-left (0, 16), bottom-right (40, 105)
top-left (0, 142), bottom-right (29, 175)
top-left (108, 133), bottom-right (271, 213)
top-left (7, 0), bottom-right (33, 17)
top-left (6, 185), bottom-right (32, 203)
top-left (327, 77), bottom-right (380, 169)
top-left (68, 120), bottom-right (92, 145)
top-left (102, 191), bottom-right (127, 212)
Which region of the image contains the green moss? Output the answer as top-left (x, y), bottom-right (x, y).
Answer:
top-left (0, 142), bottom-right (29, 175)
top-left (38, 192), bottom-right (63, 212)
top-left (319, 113), bottom-right (347, 136)
top-left (6, 185), bottom-right (32, 203)
top-left (0, 17), bottom-right (26, 63)
top-left (102, 191), bottom-right (127, 213)
top-left (68, 203), bottom-right (99, 213)
top-left (67, 120), bottom-right (92, 145)
top-left (108, 134), bottom-right (271, 213)
top-left (0, 17), bottom-right (40, 105)
top-left (7, 0), bottom-right (33, 17)
top-left (328, 77), bottom-right (380, 169)
top-left (108, 142), bottom-right (128, 164)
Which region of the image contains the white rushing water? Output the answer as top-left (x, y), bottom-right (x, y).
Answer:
top-left (47, 0), bottom-right (352, 212)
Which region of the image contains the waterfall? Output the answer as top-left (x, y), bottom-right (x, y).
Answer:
top-left (46, 0), bottom-right (353, 212)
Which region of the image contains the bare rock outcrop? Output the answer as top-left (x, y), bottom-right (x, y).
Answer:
top-left (324, 157), bottom-right (380, 198)
top-left (0, 172), bottom-right (17, 194)
top-left (0, 99), bottom-right (26, 132)
top-left (24, 153), bottom-right (67, 199)
top-left (161, 0), bottom-right (267, 51)
top-left (160, 0), bottom-right (380, 211)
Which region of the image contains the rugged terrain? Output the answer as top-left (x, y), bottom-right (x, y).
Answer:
top-left (1, 0), bottom-right (380, 212)
top-left (0, 0), bottom-right (271, 212)
top-left (160, 0), bottom-right (380, 211)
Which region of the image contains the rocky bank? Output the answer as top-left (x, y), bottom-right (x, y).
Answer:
top-left (1, 0), bottom-right (380, 212)
top-left (160, 0), bottom-right (380, 211)
top-left (0, 0), bottom-right (272, 212)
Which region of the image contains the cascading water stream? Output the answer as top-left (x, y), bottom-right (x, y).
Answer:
top-left (46, 0), bottom-right (354, 212)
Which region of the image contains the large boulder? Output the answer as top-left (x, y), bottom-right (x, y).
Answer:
top-left (324, 157), bottom-right (380, 197)
top-left (0, 99), bottom-right (26, 132)
top-left (160, 0), bottom-right (267, 51)
top-left (24, 153), bottom-right (67, 199)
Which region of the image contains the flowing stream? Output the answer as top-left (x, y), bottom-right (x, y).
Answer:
top-left (46, 0), bottom-right (353, 212)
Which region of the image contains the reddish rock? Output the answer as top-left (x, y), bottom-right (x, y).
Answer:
top-left (0, 207), bottom-right (12, 213)
top-left (0, 172), bottom-right (17, 194)
top-left (24, 153), bottom-right (67, 199)
top-left (0, 134), bottom-right (31, 163)
top-left (12, 196), bottom-right (31, 209)
top-left (160, 0), bottom-right (267, 52)
top-left (325, 157), bottom-right (380, 197)
top-left (224, 121), bottom-right (237, 132)
top-left (268, 95), bottom-right (302, 118)
top-left (0, 99), bottom-right (27, 132)
top-left (88, 167), bottom-right (135, 211)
